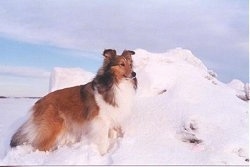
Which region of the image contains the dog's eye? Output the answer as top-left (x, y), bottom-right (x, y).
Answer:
top-left (120, 63), bottom-right (125, 67)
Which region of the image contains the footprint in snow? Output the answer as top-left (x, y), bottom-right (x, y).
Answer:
top-left (177, 119), bottom-right (203, 148)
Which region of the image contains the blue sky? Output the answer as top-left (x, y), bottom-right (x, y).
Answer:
top-left (0, 0), bottom-right (248, 97)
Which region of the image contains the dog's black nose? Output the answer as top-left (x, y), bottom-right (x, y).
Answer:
top-left (132, 71), bottom-right (136, 77)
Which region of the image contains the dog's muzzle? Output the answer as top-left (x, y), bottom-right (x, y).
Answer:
top-left (125, 71), bottom-right (136, 80)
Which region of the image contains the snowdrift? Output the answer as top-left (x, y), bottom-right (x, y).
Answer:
top-left (0, 48), bottom-right (249, 165)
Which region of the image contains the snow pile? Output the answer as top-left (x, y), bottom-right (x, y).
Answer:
top-left (0, 48), bottom-right (248, 165)
top-left (49, 67), bottom-right (94, 92)
top-left (133, 48), bottom-right (210, 97)
top-left (228, 79), bottom-right (250, 101)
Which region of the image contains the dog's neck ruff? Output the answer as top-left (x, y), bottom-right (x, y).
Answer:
top-left (94, 79), bottom-right (135, 108)
top-left (94, 79), bottom-right (135, 127)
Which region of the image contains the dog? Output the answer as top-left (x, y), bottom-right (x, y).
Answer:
top-left (10, 49), bottom-right (137, 155)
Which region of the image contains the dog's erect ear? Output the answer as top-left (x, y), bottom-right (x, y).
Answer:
top-left (121, 50), bottom-right (135, 60)
top-left (103, 49), bottom-right (116, 59)
top-left (97, 49), bottom-right (116, 76)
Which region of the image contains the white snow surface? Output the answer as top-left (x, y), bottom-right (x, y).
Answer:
top-left (228, 79), bottom-right (250, 101)
top-left (49, 67), bottom-right (94, 92)
top-left (0, 48), bottom-right (249, 165)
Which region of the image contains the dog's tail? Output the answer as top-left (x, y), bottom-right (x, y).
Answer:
top-left (10, 119), bottom-right (35, 147)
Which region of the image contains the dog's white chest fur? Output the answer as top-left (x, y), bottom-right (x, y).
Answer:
top-left (95, 79), bottom-right (135, 126)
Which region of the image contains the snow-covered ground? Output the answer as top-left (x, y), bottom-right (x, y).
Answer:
top-left (0, 48), bottom-right (249, 165)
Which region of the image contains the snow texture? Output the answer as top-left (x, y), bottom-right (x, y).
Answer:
top-left (0, 48), bottom-right (249, 165)
top-left (228, 79), bottom-right (250, 101)
top-left (49, 67), bottom-right (94, 92)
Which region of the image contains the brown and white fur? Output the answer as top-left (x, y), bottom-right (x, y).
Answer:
top-left (10, 49), bottom-right (137, 155)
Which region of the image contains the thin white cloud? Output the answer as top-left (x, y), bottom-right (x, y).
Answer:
top-left (0, 0), bottom-right (248, 53)
top-left (0, 66), bottom-right (50, 78)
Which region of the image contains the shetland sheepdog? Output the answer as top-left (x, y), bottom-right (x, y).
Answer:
top-left (10, 49), bottom-right (137, 155)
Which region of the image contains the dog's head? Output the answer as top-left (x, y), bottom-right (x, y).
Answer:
top-left (102, 49), bottom-right (136, 82)
top-left (94, 49), bottom-right (137, 105)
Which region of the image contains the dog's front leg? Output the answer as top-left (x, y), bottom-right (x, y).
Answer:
top-left (89, 117), bottom-right (110, 155)
top-left (108, 126), bottom-right (124, 139)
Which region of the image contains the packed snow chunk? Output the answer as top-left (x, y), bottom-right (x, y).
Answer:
top-left (228, 79), bottom-right (250, 101)
top-left (133, 48), bottom-right (211, 97)
top-left (164, 48), bottom-right (208, 71)
top-left (134, 48), bottom-right (208, 72)
top-left (228, 79), bottom-right (245, 91)
top-left (49, 67), bottom-right (94, 92)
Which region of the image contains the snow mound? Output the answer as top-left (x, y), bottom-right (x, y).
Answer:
top-left (49, 67), bottom-right (94, 92)
top-left (133, 48), bottom-right (213, 97)
top-left (1, 48), bottom-right (248, 165)
top-left (228, 79), bottom-right (250, 101)
top-left (134, 48), bottom-right (208, 71)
